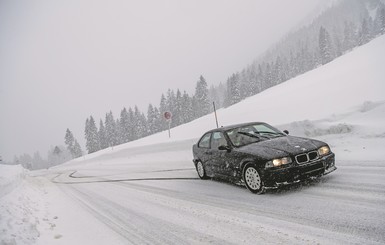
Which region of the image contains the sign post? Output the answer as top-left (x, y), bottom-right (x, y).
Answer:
top-left (164, 111), bottom-right (172, 138)
top-left (213, 102), bottom-right (219, 128)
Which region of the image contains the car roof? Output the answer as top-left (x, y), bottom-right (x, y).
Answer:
top-left (205, 122), bottom-right (266, 133)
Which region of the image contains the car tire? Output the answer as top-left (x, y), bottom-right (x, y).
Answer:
top-left (243, 164), bottom-right (265, 194)
top-left (196, 161), bottom-right (208, 179)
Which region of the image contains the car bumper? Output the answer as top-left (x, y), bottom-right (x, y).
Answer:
top-left (263, 153), bottom-right (336, 188)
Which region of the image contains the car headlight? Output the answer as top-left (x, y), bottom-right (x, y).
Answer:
top-left (265, 157), bottom-right (292, 168)
top-left (318, 146), bottom-right (330, 156)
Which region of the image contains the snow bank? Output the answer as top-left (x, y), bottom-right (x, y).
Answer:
top-left (0, 165), bottom-right (38, 245)
top-left (0, 164), bottom-right (25, 198)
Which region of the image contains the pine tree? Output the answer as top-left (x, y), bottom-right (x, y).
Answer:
top-left (159, 94), bottom-right (168, 131)
top-left (264, 63), bottom-right (273, 89)
top-left (105, 111), bottom-right (118, 147)
top-left (147, 104), bottom-right (158, 134)
top-left (194, 75), bottom-right (210, 117)
top-left (374, 8), bottom-right (385, 35)
top-left (153, 106), bottom-right (161, 133)
top-left (166, 89), bottom-right (176, 127)
top-left (181, 91), bottom-right (193, 123)
top-left (319, 26), bottom-right (333, 65)
top-left (358, 19), bottom-right (370, 45)
top-left (65, 128), bottom-right (83, 158)
top-left (174, 89), bottom-right (183, 126)
top-left (127, 107), bottom-right (135, 141)
top-left (381, 8), bottom-right (385, 34)
top-left (85, 116), bottom-right (100, 153)
top-left (115, 118), bottom-right (122, 145)
top-left (72, 140), bottom-right (83, 158)
top-left (120, 108), bottom-right (130, 143)
top-left (98, 119), bottom-right (108, 149)
top-left (224, 73), bottom-right (241, 106)
top-left (65, 128), bottom-right (75, 154)
top-left (133, 106), bottom-right (147, 138)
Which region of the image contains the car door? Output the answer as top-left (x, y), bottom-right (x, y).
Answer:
top-left (210, 131), bottom-right (233, 177)
top-left (196, 132), bottom-right (215, 174)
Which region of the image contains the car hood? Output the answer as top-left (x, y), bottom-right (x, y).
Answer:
top-left (237, 136), bottom-right (325, 159)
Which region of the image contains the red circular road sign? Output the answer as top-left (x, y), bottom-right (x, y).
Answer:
top-left (164, 111), bottom-right (172, 120)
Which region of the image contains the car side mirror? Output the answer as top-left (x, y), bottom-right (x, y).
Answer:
top-left (218, 145), bottom-right (231, 152)
top-left (283, 130), bottom-right (289, 135)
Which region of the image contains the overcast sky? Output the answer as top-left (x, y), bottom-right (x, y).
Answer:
top-left (0, 0), bottom-right (323, 161)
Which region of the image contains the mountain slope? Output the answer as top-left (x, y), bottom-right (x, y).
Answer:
top-left (69, 34), bottom-right (385, 163)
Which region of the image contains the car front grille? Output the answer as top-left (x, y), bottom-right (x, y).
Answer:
top-left (295, 151), bottom-right (319, 164)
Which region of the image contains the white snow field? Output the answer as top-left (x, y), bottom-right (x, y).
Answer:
top-left (1, 35), bottom-right (385, 244)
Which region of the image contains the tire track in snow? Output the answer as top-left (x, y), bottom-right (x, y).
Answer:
top-left (60, 183), bottom-right (231, 245)
top-left (52, 164), bottom-right (385, 244)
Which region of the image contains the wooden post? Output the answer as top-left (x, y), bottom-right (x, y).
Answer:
top-left (213, 102), bottom-right (219, 128)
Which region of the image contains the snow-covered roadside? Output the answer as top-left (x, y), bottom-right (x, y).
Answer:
top-left (0, 165), bottom-right (41, 245)
top-left (0, 166), bottom-right (125, 245)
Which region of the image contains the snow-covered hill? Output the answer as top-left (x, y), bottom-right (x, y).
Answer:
top-left (65, 34), bottom-right (385, 164)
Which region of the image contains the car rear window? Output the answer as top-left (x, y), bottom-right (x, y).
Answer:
top-left (198, 133), bottom-right (211, 148)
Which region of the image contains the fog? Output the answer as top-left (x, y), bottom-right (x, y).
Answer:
top-left (0, 0), bottom-right (323, 161)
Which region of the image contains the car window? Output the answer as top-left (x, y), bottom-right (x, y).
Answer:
top-left (226, 128), bottom-right (258, 147)
top-left (211, 132), bottom-right (227, 150)
top-left (252, 124), bottom-right (277, 134)
top-left (198, 133), bottom-right (211, 148)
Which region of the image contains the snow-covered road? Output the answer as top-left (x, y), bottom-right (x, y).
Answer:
top-left (45, 140), bottom-right (385, 244)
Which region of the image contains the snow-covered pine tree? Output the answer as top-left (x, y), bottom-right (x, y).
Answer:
top-left (72, 140), bottom-right (83, 158)
top-left (65, 128), bottom-right (75, 154)
top-left (319, 26), bottom-right (333, 65)
top-left (64, 128), bottom-right (83, 158)
top-left (165, 89), bottom-right (178, 127)
top-left (374, 8), bottom-right (385, 35)
top-left (147, 104), bottom-right (157, 134)
top-left (174, 89), bottom-right (183, 126)
top-left (358, 19), bottom-right (370, 45)
top-left (105, 111), bottom-right (118, 147)
top-left (133, 106), bottom-right (147, 138)
top-left (181, 90), bottom-right (193, 123)
top-left (264, 63), bottom-right (273, 90)
top-left (194, 75), bottom-right (210, 117)
top-left (127, 107), bottom-right (135, 141)
top-left (224, 73), bottom-right (241, 106)
top-left (159, 93), bottom-right (168, 131)
top-left (85, 116), bottom-right (100, 153)
top-left (120, 108), bottom-right (130, 143)
top-left (153, 106), bottom-right (161, 133)
top-left (115, 118), bottom-right (122, 145)
top-left (98, 119), bottom-right (108, 149)
top-left (381, 8), bottom-right (385, 34)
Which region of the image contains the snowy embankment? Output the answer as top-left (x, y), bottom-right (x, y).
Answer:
top-left (0, 165), bottom-right (41, 245)
top-left (1, 35), bottom-right (385, 244)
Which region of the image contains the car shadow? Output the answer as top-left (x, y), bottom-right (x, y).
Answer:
top-left (208, 174), bottom-right (335, 195)
top-left (266, 174), bottom-right (336, 195)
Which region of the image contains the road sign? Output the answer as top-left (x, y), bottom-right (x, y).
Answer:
top-left (164, 111), bottom-right (172, 120)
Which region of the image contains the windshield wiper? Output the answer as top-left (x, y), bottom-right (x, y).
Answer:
top-left (254, 131), bottom-right (285, 137)
top-left (238, 132), bottom-right (269, 139)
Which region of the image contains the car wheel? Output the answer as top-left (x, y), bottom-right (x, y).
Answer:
top-left (196, 161), bottom-right (208, 179)
top-left (243, 165), bottom-right (265, 194)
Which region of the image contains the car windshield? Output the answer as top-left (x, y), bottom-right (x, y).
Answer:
top-left (226, 123), bottom-right (284, 147)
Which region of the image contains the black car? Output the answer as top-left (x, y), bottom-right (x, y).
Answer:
top-left (192, 122), bottom-right (336, 194)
